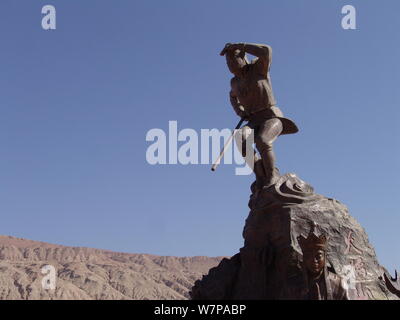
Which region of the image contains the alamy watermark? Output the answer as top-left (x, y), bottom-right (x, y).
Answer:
top-left (41, 5), bottom-right (56, 30)
top-left (39, 4), bottom-right (356, 31)
top-left (41, 265), bottom-right (56, 290)
top-left (341, 264), bottom-right (357, 291)
top-left (145, 121), bottom-right (254, 175)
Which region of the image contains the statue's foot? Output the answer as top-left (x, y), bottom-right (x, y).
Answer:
top-left (253, 162), bottom-right (281, 192)
top-left (262, 174), bottom-right (280, 189)
top-left (259, 167), bottom-right (281, 190)
top-left (254, 160), bottom-right (266, 190)
top-left (252, 174), bottom-right (280, 195)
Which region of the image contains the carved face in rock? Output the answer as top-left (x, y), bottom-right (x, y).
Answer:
top-left (304, 248), bottom-right (326, 276)
top-left (226, 49), bottom-right (247, 77)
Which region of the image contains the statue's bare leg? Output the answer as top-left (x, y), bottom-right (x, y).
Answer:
top-left (255, 118), bottom-right (283, 187)
top-left (235, 125), bottom-right (265, 188)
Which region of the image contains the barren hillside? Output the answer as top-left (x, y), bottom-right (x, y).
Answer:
top-left (0, 235), bottom-right (223, 300)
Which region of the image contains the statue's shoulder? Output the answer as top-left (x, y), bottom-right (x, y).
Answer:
top-left (250, 56), bottom-right (270, 76)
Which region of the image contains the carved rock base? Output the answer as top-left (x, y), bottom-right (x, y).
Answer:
top-left (190, 174), bottom-right (398, 300)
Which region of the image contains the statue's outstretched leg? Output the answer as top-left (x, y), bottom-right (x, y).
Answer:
top-left (235, 124), bottom-right (265, 181)
top-left (253, 158), bottom-right (266, 189)
top-left (235, 125), bottom-right (266, 189)
top-left (255, 118), bottom-right (283, 187)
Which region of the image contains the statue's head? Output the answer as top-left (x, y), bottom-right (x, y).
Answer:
top-left (225, 49), bottom-right (248, 77)
top-left (298, 223), bottom-right (328, 277)
top-left (303, 247), bottom-right (326, 276)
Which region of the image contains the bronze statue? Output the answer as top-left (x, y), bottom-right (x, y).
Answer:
top-left (298, 225), bottom-right (349, 300)
top-left (220, 42), bottom-right (298, 189)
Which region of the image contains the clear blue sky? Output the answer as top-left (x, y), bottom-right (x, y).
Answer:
top-left (0, 0), bottom-right (399, 272)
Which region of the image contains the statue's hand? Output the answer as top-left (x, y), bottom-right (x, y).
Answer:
top-left (220, 43), bottom-right (245, 56)
top-left (237, 107), bottom-right (249, 121)
top-left (219, 43), bottom-right (233, 56)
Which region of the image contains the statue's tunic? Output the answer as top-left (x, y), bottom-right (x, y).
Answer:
top-left (231, 59), bottom-right (298, 135)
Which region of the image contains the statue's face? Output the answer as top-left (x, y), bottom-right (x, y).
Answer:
top-left (304, 249), bottom-right (325, 276)
top-left (226, 50), bottom-right (246, 76)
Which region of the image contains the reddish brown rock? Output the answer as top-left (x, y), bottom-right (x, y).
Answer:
top-left (191, 173), bottom-right (398, 300)
top-left (0, 235), bottom-right (222, 300)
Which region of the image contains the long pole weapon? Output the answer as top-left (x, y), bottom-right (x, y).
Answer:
top-left (211, 118), bottom-right (245, 171)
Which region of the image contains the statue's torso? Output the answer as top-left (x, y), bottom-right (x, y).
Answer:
top-left (231, 64), bottom-right (276, 114)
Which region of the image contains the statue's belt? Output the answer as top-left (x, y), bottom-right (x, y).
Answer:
top-left (245, 106), bottom-right (299, 135)
top-left (246, 105), bottom-right (284, 118)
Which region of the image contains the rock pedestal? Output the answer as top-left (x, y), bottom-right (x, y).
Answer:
top-left (191, 173), bottom-right (397, 300)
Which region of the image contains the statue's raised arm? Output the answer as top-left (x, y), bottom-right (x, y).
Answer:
top-left (220, 42), bottom-right (271, 75)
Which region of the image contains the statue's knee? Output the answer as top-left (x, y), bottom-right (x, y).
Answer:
top-left (256, 140), bottom-right (273, 154)
top-left (235, 127), bottom-right (253, 145)
top-left (242, 127), bottom-right (254, 139)
top-left (234, 130), bottom-right (245, 147)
